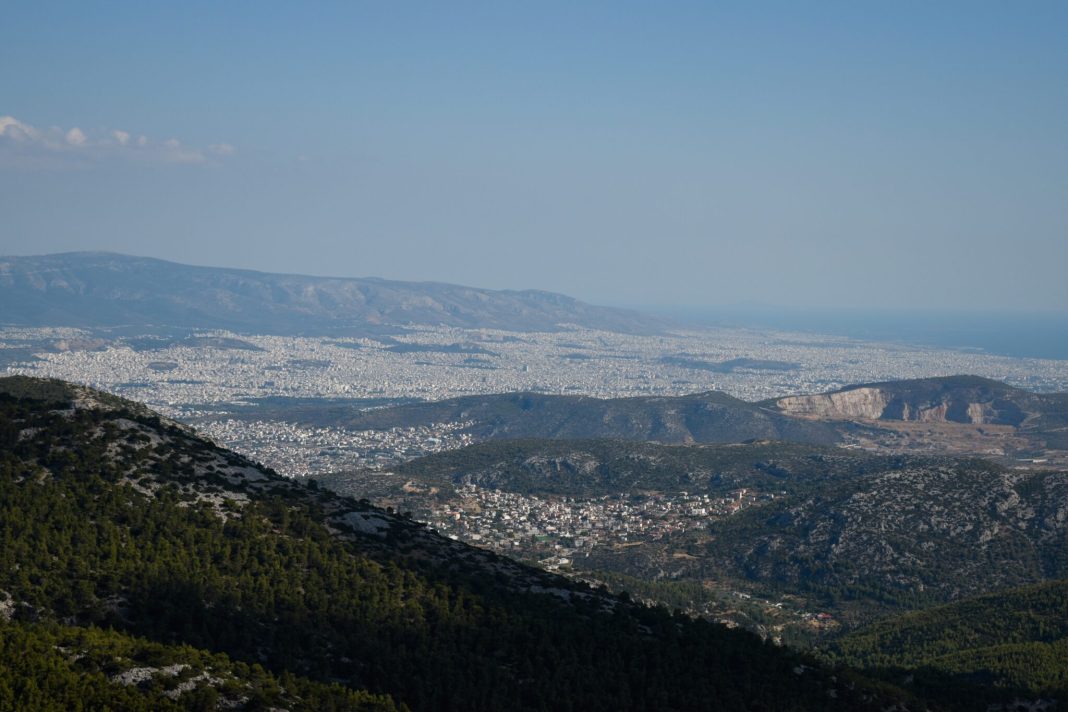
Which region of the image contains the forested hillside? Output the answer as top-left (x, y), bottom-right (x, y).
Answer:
top-left (0, 376), bottom-right (914, 711)
top-left (828, 580), bottom-right (1068, 708)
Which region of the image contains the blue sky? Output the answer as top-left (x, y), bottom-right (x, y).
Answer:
top-left (2, 1), bottom-right (1066, 312)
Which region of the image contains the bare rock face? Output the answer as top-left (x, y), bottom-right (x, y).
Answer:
top-left (966, 402), bottom-right (997, 424)
top-left (777, 388), bottom-right (1009, 425)
top-left (776, 388), bottom-right (891, 420)
top-left (703, 461), bottom-right (1068, 606)
top-left (773, 377), bottom-right (1039, 427)
top-left (909, 402), bottom-right (949, 422)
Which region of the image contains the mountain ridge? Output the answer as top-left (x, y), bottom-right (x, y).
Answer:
top-left (283, 389), bottom-right (848, 447)
top-left (0, 251), bottom-right (669, 335)
top-left (250, 375), bottom-right (1067, 463)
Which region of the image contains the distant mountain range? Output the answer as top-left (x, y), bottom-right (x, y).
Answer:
top-left (0, 252), bottom-right (668, 334)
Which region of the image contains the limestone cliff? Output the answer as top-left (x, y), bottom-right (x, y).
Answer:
top-left (774, 376), bottom-right (1031, 426)
top-left (776, 387), bottom-right (891, 420)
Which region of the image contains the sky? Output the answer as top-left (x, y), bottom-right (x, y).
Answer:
top-left (2, 1), bottom-right (1067, 313)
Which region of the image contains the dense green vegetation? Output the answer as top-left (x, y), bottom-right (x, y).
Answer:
top-left (0, 379), bottom-right (915, 711)
top-left (833, 579), bottom-right (1068, 666)
top-left (579, 570), bottom-right (821, 649)
top-left (827, 581), bottom-right (1068, 707)
top-left (0, 620), bottom-right (397, 712)
top-left (0, 374), bottom-right (138, 412)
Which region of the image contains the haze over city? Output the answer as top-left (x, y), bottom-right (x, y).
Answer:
top-left (3, 1), bottom-right (1067, 314)
top-left (6, 4), bottom-right (1068, 710)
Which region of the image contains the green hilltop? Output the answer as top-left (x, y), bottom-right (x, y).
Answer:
top-left (828, 580), bottom-right (1068, 707)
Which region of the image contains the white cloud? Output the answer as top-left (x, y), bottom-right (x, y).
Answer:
top-left (0, 115), bottom-right (40, 141)
top-left (0, 114), bottom-right (233, 167)
top-left (65, 127), bottom-right (87, 146)
top-left (160, 137), bottom-right (206, 163)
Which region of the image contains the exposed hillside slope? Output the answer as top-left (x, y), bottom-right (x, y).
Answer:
top-left (0, 620), bottom-right (397, 712)
top-left (0, 252), bottom-right (667, 334)
top-left (773, 375), bottom-right (1068, 440)
top-left (774, 376), bottom-right (1032, 424)
top-left (699, 458), bottom-right (1068, 614)
top-left (0, 376), bottom-right (913, 711)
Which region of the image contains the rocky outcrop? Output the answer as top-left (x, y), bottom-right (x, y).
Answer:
top-left (776, 388), bottom-right (891, 420)
top-left (775, 377), bottom-right (1033, 426)
top-left (703, 460), bottom-right (1068, 606)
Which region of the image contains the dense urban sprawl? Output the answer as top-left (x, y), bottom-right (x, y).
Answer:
top-left (4, 324), bottom-right (1067, 474)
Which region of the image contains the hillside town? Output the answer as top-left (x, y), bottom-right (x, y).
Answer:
top-left (422, 484), bottom-right (777, 562)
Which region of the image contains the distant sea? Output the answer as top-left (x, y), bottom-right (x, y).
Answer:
top-left (647, 306), bottom-right (1068, 361)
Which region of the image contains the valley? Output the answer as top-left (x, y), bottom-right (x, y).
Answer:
top-left (7, 0), bottom-right (1067, 706)
top-left (0, 375), bottom-right (923, 711)
top-left (3, 254), bottom-right (1068, 709)
top-left (319, 437), bottom-right (1068, 639)
top-left (5, 374), bottom-right (1066, 708)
